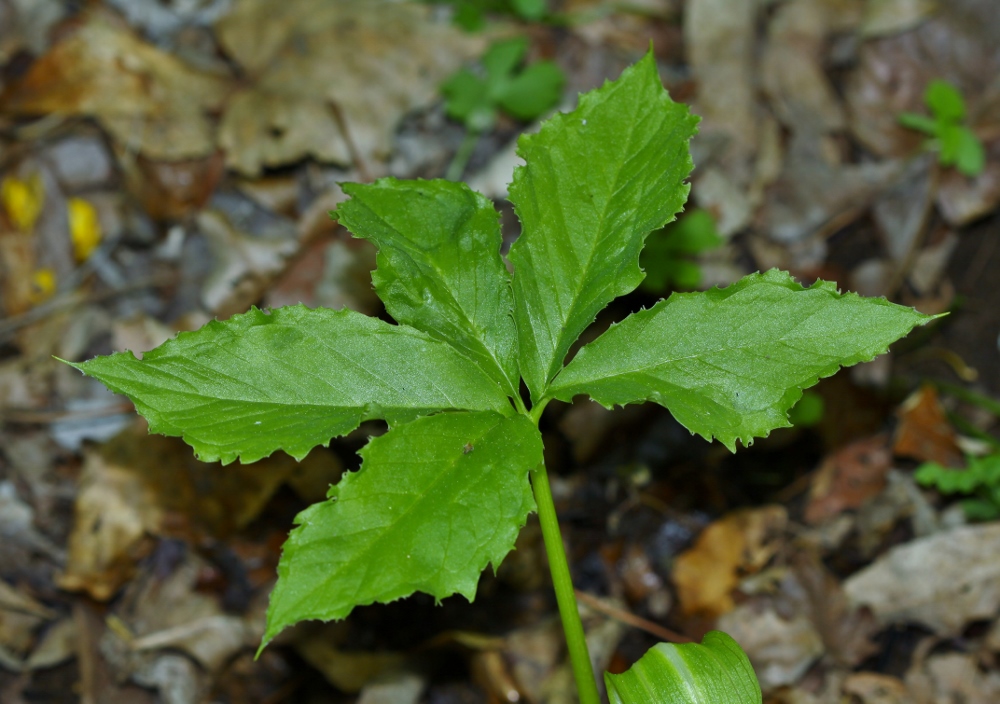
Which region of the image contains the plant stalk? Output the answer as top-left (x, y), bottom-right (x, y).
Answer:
top-left (531, 460), bottom-right (600, 704)
top-left (445, 128), bottom-right (481, 182)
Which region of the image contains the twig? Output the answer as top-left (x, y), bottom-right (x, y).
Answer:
top-left (0, 274), bottom-right (175, 342)
top-left (0, 402), bottom-right (134, 424)
top-left (329, 100), bottom-right (373, 182)
top-left (574, 590), bottom-right (692, 643)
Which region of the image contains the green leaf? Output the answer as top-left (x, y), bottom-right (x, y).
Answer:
top-left (510, 0), bottom-right (546, 20)
top-left (334, 179), bottom-right (519, 396)
top-left (69, 306), bottom-right (512, 464)
top-left (955, 126), bottom-right (986, 177)
top-left (261, 411), bottom-right (542, 649)
top-left (442, 69), bottom-right (492, 125)
top-left (546, 270), bottom-right (936, 451)
top-left (482, 36), bottom-right (528, 79)
top-left (925, 79), bottom-right (966, 122)
top-left (605, 631), bottom-right (762, 704)
top-left (498, 60), bottom-right (565, 120)
top-left (508, 50), bottom-right (698, 399)
top-left (898, 112), bottom-right (939, 135)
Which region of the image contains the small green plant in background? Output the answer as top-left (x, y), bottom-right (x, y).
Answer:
top-left (441, 36), bottom-right (564, 179)
top-left (430, 0), bottom-right (548, 31)
top-left (899, 79), bottom-right (985, 177)
top-left (916, 453), bottom-right (1000, 521)
top-left (67, 53), bottom-right (936, 704)
top-left (639, 208), bottom-right (723, 294)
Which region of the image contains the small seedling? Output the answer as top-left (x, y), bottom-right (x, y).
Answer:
top-left (441, 36), bottom-right (564, 179)
top-left (916, 453), bottom-right (1000, 521)
top-left (899, 79), bottom-right (985, 177)
top-left (68, 53), bottom-right (935, 703)
top-left (639, 208), bottom-right (723, 293)
top-left (431, 0), bottom-right (548, 31)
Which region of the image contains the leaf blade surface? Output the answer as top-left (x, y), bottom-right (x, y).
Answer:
top-left (70, 305), bottom-right (511, 464)
top-left (261, 411), bottom-right (543, 647)
top-left (605, 631), bottom-right (761, 704)
top-left (335, 179), bottom-right (519, 395)
top-left (548, 271), bottom-right (936, 450)
top-left (508, 50), bottom-right (698, 399)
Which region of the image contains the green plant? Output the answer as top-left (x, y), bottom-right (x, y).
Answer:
top-left (899, 79), bottom-right (985, 177)
top-left (430, 0), bottom-right (549, 31)
top-left (67, 53), bottom-right (934, 703)
top-left (916, 453), bottom-right (1000, 521)
top-left (639, 208), bottom-right (723, 293)
top-left (441, 36), bottom-right (564, 179)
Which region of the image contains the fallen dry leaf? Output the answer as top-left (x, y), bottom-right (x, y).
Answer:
top-left (805, 434), bottom-right (893, 525)
top-left (672, 505), bottom-right (787, 618)
top-left (215, 0), bottom-right (483, 176)
top-left (684, 0), bottom-right (758, 164)
top-left (842, 672), bottom-right (910, 704)
top-left (893, 384), bottom-right (962, 467)
top-left (760, 0), bottom-right (858, 136)
top-left (844, 522), bottom-right (1000, 635)
top-left (1, 8), bottom-right (229, 160)
top-left (59, 420), bottom-right (338, 600)
top-left (197, 208), bottom-right (299, 317)
top-left (118, 150), bottom-right (224, 222)
top-left (935, 139), bottom-right (1000, 227)
top-left (790, 555), bottom-right (879, 668)
top-left (905, 652), bottom-right (1000, 704)
top-left (716, 601), bottom-right (824, 692)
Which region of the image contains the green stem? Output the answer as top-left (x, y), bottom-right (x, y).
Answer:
top-left (531, 447), bottom-right (600, 704)
top-left (445, 128), bottom-right (481, 182)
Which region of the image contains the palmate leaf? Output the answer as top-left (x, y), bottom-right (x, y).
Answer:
top-left (69, 305), bottom-right (511, 464)
top-left (261, 411), bottom-right (542, 649)
top-left (334, 179), bottom-right (519, 396)
top-left (508, 50), bottom-right (698, 400)
top-left (605, 632), bottom-right (761, 704)
top-left (547, 270), bottom-right (937, 451)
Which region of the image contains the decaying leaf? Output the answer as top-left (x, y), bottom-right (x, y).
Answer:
top-left (844, 522), bottom-right (1000, 635)
top-left (672, 506), bottom-right (787, 618)
top-left (215, 0), bottom-right (483, 176)
top-left (842, 672), bottom-right (910, 704)
top-left (716, 602), bottom-right (824, 692)
top-left (905, 652), bottom-right (1000, 704)
top-left (893, 384), bottom-right (962, 467)
top-left (805, 434), bottom-right (893, 525)
top-left (59, 421), bottom-right (336, 600)
top-left (1, 8), bottom-right (229, 160)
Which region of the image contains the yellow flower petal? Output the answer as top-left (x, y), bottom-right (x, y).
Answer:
top-left (1, 174), bottom-right (45, 233)
top-left (31, 268), bottom-right (56, 303)
top-left (68, 197), bottom-right (103, 261)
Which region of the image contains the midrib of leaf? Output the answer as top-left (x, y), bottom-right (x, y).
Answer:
top-left (281, 413), bottom-right (520, 615)
top-left (521, 77), bottom-right (684, 391)
top-left (363, 202), bottom-right (518, 397)
top-left (546, 286), bottom-right (855, 398)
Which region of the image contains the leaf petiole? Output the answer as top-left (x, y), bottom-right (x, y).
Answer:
top-left (531, 458), bottom-right (600, 704)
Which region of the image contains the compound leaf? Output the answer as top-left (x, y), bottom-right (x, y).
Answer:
top-left (605, 631), bottom-right (761, 704)
top-left (508, 50), bottom-right (698, 400)
top-left (335, 179), bottom-right (519, 396)
top-left (547, 270), bottom-right (937, 451)
top-left (69, 305), bottom-right (511, 464)
top-left (261, 411), bottom-right (542, 648)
